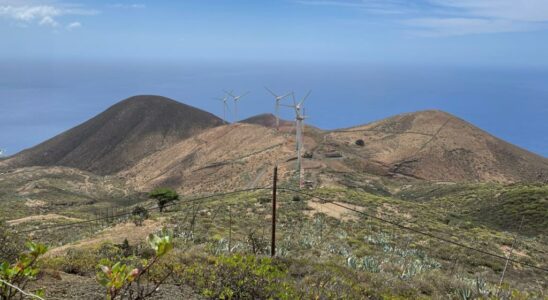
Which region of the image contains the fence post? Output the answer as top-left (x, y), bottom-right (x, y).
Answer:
top-left (271, 166), bottom-right (278, 257)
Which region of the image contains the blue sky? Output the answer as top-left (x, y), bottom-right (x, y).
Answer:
top-left (2, 0), bottom-right (548, 64)
top-left (0, 0), bottom-right (547, 157)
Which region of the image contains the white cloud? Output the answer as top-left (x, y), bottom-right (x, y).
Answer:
top-left (296, 0), bottom-right (548, 36)
top-left (66, 21), bottom-right (81, 30)
top-left (429, 0), bottom-right (548, 22)
top-left (108, 3), bottom-right (146, 9)
top-left (0, 2), bottom-right (98, 28)
top-left (406, 17), bottom-right (538, 37)
top-left (38, 15), bottom-right (58, 27)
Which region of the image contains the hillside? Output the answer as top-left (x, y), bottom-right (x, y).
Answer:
top-left (2, 107), bottom-right (547, 299)
top-left (323, 110), bottom-right (548, 183)
top-left (119, 123), bottom-right (296, 194)
top-left (113, 110), bottom-right (548, 195)
top-left (240, 113), bottom-right (293, 128)
top-left (0, 96), bottom-right (223, 175)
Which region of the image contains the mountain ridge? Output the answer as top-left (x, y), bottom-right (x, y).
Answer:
top-left (0, 95), bottom-right (224, 174)
top-left (2, 98), bottom-right (546, 185)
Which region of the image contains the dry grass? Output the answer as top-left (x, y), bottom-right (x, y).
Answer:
top-left (46, 219), bottom-right (164, 256)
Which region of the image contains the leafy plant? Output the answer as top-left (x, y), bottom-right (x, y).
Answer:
top-left (96, 230), bottom-right (174, 299)
top-left (182, 254), bottom-right (297, 299)
top-left (0, 241), bottom-right (48, 299)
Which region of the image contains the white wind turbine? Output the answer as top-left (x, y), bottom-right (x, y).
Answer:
top-left (215, 93), bottom-right (231, 124)
top-left (281, 90), bottom-right (311, 189)
top-left (225, 90), bottom-right (249, 122)
top-left (264, 87), bottom-right (292, 131)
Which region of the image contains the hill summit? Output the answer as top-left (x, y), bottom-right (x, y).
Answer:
top-left (327, 110), bottom-right (548, 183)
top-left (2, 95), bottom-right (223, 174)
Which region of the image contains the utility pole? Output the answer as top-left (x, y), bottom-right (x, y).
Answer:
top-left (271, 166), bottom-right (278, 257)
top-left (498, 216), bottom-right (525, 292)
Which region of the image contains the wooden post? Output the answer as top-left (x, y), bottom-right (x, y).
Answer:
top-left (271, 166), bottom-right (278, 257)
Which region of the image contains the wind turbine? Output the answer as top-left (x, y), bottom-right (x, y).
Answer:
top-left (264, 87), bottom-right (292, 131)
top-left (281, 90), bottom-right (311, 189)
top-left (215, 94), bottom-right (231, 124)
top-left (225, 90), bottom-right (249, 122)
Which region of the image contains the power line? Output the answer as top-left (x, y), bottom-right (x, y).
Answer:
top-left (8, 185), bottom-right (547, 273)
top-left (13, 187), bottom-right (270, 235)
top-left (279, 187), bottom-right (548, 273)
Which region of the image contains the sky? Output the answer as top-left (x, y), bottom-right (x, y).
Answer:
top-left (0, 0), bottom-right (547, 156)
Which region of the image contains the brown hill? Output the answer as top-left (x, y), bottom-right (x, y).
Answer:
top-left (240, 113), bottom-right (293, 128)
top-left (119, 123), bottom-right (297, 194)
top-left (1, 95), bottom-right (223, 175)
top-left (324, 110), bottom-right (548, 183)
top-left (119, 110), bottom-right (548, 196)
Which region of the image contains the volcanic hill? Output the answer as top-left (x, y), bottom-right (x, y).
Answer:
top-left (0, 95), bottom-right (224, 174)
top-left (325, 110), bottom-right (548, 183)
top-left (241, 113), bottom-right (293, 128)
top-left (2, 97), bottom-right (547, 190)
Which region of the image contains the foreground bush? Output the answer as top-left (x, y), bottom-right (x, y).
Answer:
top-left (0, 242), bottom-right (48, 299)
top-left (181, 254), bottom-right (298, 299)
top-left (96, 230), bottom-right (174, 300)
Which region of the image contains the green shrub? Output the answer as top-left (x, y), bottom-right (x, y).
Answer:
top-left (0, 241), bottom-right (48, 299)
top-left (131, 206), bottom-right (149, 226)
top-left (181, 254), bottom-right (298, 299)
top-left (96, 230), bottom-right (174, 300)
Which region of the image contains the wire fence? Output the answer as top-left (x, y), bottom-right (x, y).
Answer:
top-left (3, 179), bottom-right (547, 293)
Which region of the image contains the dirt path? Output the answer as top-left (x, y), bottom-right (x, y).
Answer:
top-left (7, 214), bottom-right (83, 226)
top-left (305, 200), bottom-right (366, 221)
top-left (46, 219), bottom-right (164, 256)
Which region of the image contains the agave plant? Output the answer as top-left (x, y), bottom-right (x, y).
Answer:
top-left (456, 287), bottom-right (472, 300)
top-left (361, 256), bottom-right (381, 273)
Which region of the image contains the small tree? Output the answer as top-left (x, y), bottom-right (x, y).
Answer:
top-left (0, 242), bottom-right (48, 299)
top-left (131, 206), bottom-right (149, 226)
top-left (148, 188), bottom-right (179, 213)
top-left (355, 139), bottom-right (365, 147)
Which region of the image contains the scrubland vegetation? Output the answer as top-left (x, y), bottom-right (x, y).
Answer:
top-left (1, 182), bottom-right (547, 299)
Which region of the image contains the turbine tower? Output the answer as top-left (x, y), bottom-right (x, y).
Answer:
top-left (264, 87), bottom-right (292, 131)
top-left (282, 91), bottom-right (311, 189)
top-left (215, 93), bottom-right (231, 124)
top-left (225, 90), bottom-right (249, 122)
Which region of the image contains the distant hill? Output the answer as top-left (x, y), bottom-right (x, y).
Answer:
top-left (241, 113), bottom-right (293, 128)
top-left (1, 95), bottom-right (223, 174)
top-left (326, 110), bottom-right (548, 183)
top-left (2, 98), bottom-right (546, 186)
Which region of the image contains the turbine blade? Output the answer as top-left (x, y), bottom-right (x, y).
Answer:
top-left (281, 92), bottom-right (292, 99)
top-left (224, 90), bottom-right (235, 98)
top-left (300, 90), bottom-right (311, 106)
top-left (264, 87), bottom-right (278, 97)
